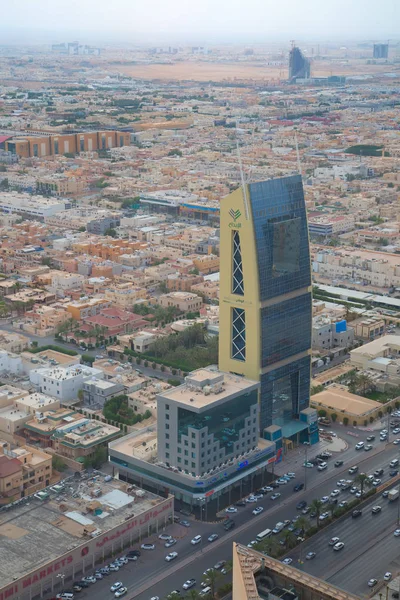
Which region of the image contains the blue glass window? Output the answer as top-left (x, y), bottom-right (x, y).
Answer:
top-left (231, 307), bottom-right (246, 362)
top-left (232, 230), bottom-right (244, 295)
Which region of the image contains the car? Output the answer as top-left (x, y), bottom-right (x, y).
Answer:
top-left (252, 506), bottom-right (264, 516)
top-left (390, 470), bottom-right (399, 477)
top-left (276, 478), bottom-right (288, 485)
top-left (74, 582), bottom-right (89, 589)
top-left (179, 520), bottom-right (191, 527)
top-left (214, 561), bottom-right (226, 570)
top-left (126, 550), bottom-right (141, 557)
top-left (282, 558), bottom-right (293, 565)
top-left (168, 592), bottom-right (180, 597)
top-left (118, 557), bottom-right (128, 565)
top-left (368, 579), bottom-right (378, 588)
top-left (126, 554), bottom-right (138, 561)
top-left (208, 534), bottom-right (219, 543)
top-left (382, 490), bottom-right (389, 498)
top-left (306, 552), bottom-right (316, 560)
top-left (159, 533), bottom-right (172, 541)
top-left (394, 529), bottom-right (400, 537)
top-left (384, 572), bottom-right (392, 581)
top-left (246, 496), bottom-right (257, 503)
top-left (293, 483), bottom-right (304, 492)
top-left (333, 542), bottom-right (345, 551)
top-left (260, 486), bottom-right (274, 493)
top-left (337, 479), bottom-right (346, 487)
top-left (225, 506), bottom-right (238, 513)
top-left (285, 472), bottom-right (296, 479)
top-left (271, 493), bottom-right (281, 500)
top-left (100, 567), bottom-right (110, 574)
top-left (165, 552), bottom-right (178, 562)
top-left (247, 540), bottom-right (257, 548)
top-left (141, 543), bottom-right (155, 550)
top-left (302, 506), bottom-right (311, 515)
top-left (374, 468), bottom-right (384, 477)
top-left (83, 576), bottom-right (96, 584)
top-left (115, 588), bottom-right (127, 598)
top-left (110, 583), bottom-right (123, 592)
top-left (321, 496), bottom-right (330, 504)
top-left (303, 462), bottom-right (314, 468)
top-left (191, 535), bottom-right (202, 545)
top-left (394, 428), bottom-right (400, 434)
top-left (182, 579), bottom-right (196, 590)
top-left (372, 505), bottom-right (382, 514)
top-left (319, 512), bottom-right (329, 521)
top-left (394, 439), bottom-right (400, 445)
top-left (317, 462), bottom-right (327, 471)
top-left (355, 442), bottom-right (364, 450)
top-left (235, 500), bottom-right (247, 506)
top-left (165, 538), bottom-right (177, 548)
top-left (349, 486), bottom-right (358, 494)
top-left (253, 493), bottom-right (264, 499)
top-left (364, 444), bottom-right (373, 451)
top-left (73, 586), bottom-right (82, 593)
top-left (366, 435), bottom-right (375, 442)
top-left (348, 466), bottom-right (358, 474)
top-left (381, 429), bottom-right (388, 435)
top-left (94, 572), bottom-right (103, 579)
top-left (352, 509), bottom-right (362, 518)
top-left (391, 459), bottom-right (400, 468)
top-left (330, 489), bottom-right (340, 497)
top-left (56, 595), bottom-right (74, 600)
top-left (329, 537), bottom-right (340, 546)
top-left (338, 501), bottom-right (348, 508)
top-left (334, 460), bottom-right (344, 467)
top-left (296, 500), bottom-right (307, 510)
top-left (372, 479), bottom-right (381, 486)
top-left (355, 491), bottom-right (363, 498)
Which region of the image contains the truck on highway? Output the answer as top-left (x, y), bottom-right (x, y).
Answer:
top-left (388, 488), bottom-right (399, 502)
top-left (272, 522), bottom-right (285, 534)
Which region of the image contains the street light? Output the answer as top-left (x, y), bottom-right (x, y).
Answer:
top-left (56, 574), bottom-right (65, 591)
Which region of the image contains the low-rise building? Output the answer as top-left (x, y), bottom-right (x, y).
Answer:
top-left (82, 379), bottom-right (125, 409)
top-left (29, 365), bottom-right (104, 401)
top-left (312, 316), bottom-right (354, 350)
top-left (0, 330), bottom-right (29, 353)
top-left (0, 442), bottom-right (53, 502)
top-left (104, 284), bottom-right (147, 309)
top-left (354, 317), bottom-right (385, 340)
top-left (159, 291), bottom-right (202, 313)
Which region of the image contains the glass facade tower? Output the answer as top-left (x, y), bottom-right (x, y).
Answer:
top-left (219, 175), bottom-right (313, 437)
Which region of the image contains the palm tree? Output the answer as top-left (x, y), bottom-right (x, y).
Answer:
top-left (310, 499), bottom-right (323, 527)
top-left (201, 569), bottom-right (221, 600)
top-left (281, 529), bottom-right (297, 549)
top-left (294, 516), bottom-right (310, 537)
top-left (257, 537), bottom-right (280, 557)
top-left (185, 590), bottom-right (201, 600)
top-left (327, 502), bottom-right (337, 519)
top-left (355, 472), bottom-right (372, 497)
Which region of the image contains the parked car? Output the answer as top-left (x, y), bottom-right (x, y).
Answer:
top-left (165, 552), bottom-right (178, 562)
top-left (141, 543), bottom-right (155, 551)
top-left (110, 583), bottom-right (123, 592)
top-left (293, 483), bottom-right (304, 492)
top-left (182, 579), bottom-right (196, 590)
top-left (165, 538), bottom-right (177, 548)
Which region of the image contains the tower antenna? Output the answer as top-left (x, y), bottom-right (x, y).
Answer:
top-left (235, 120), bottom-right (250, 220)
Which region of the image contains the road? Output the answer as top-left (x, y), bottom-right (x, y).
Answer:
top-left (51, 428), bottom-right (400, 600)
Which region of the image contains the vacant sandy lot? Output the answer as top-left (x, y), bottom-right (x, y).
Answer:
top-left (112, 60), bottom-right (400, 83)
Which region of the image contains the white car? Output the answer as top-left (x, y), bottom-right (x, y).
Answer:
top-left (384, 572), bottom-right (392, 581)
top-left (321, 496), bottom-right (330, 503)
top-left (350, 486), bottom-right (358, 494)
top-left (83, 576), bottom-right (96, 584)
top-left (285, 472), bottom-right (296, 479)
top-left (159, 533), bottom-right (172, 541)
top-left (355, 442), bottom-right (364, 450)
top-left (225, 506), bottom-right (238, 513)
top-left (191, 535), bottom-right (202, 545)
top-left (333, 542), bottom-right (345, 551)
top-left (247, 540), bottom-right (257, 548)
top-left (394, 529), bottom-right (400, 536)
top-left (165, 552), bottom-right (178, 562)
top-left (141, 543), bottom-right (155, 550)
top-left (337, 479), bottom-right (346, 487)
top-left (246, 496), bottom-right (257, 503)
top-left (329, 537), bottom-right (340, 546)
top-left (182, 579), bottom-right (196, 590)
top-left (115, 588), bottom-right (127, 598)
top-left (110, 583), bottom-right (123, 592)
top-left (317, 462), bottom-right (327, 471)
top-left (252, 506), bottom-right (264, 516)
top-left (282, 558), bottom-right (293, 565)
top-left (330, 489), bottom-right (340, 497)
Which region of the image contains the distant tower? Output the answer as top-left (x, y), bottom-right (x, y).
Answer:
top-left (288, 43), bottom-right (311, 82)
top-left (373, 43), bottom-right (389, 59)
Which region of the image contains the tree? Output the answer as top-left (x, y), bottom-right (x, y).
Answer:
top-left (354, 472), bottom-right (372, 497)
top-left (201, 569), bottom-right (221, 599)
top-left (256, 537), bottom-right (279, 557)
top-left (281, 529), bottom-right (297, 549)
top-left (310, 499), bottom-right (323, 527)
top-left (52, 455), bottom-right (66, 471)
top-left (318, 409), bottom-right (327, 417)
top-left (185, 590), bottom-right (201, 600)
top-left (104, 228), bottom-right (117, 238)
top-left (294, 516), bottom-right (310, 537)
top-left (331, 413), bottom-right (337, 422)
top-left (327, 502), bottom-right (337, 519)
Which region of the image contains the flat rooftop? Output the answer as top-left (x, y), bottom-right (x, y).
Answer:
top-left (350, 334), bottom-right (400, 358)
top-left (311, 384), bottom-right (381, 416)
top-left (0, 474), bottom-right (163, 588)
top-left (159, 368), bottom-right (259, 410)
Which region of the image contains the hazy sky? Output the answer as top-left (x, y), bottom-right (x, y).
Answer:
top-left (1, 0), bottom-right (399, 44)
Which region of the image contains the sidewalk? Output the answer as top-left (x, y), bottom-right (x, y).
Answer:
top-left (274, 436), bottom-right (348, 475)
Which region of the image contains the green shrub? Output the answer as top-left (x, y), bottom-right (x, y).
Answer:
top-left (28, 344), bottom-right (78, 356)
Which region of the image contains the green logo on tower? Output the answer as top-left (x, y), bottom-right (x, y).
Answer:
top-left (229, 208), bottom-right (242, 228)
top-left (229, 208), bottom-right (241, 221)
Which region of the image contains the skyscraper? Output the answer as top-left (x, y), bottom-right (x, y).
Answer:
top-left (373, 43), bottom-right (389, 59)
top-left (288, 46), bottom-right (310, 81)
top-left (219, 175), bottom-right (316, 443)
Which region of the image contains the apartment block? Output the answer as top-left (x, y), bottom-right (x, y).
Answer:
top-left (158, 291), bottom-right (202, 312)
top-left (29, 365), bottom-right (104, 401)
top-left (66, 297), bottom-right (112, 320)
top-left (0, 443), bottom-right (52, 502)
top-left (104, 284), bottom-right (147, 309)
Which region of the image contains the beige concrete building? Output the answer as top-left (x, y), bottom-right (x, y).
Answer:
top-left (0, 330), bottom-right (29, 353)
top-left (0, 442), bottom-right (53, 502)
top-left (354, 317), bottom-right (385, 340)
top-left (159, 291), bottom-right (202, 312)
top-left (104, 284), bottom-right (147, 309)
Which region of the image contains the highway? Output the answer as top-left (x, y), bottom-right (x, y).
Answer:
top-left (51, 427), bottom-right (400, 600)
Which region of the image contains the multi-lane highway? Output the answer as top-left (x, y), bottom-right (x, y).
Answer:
top-left (49, 424), bottom-right (400, 600)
